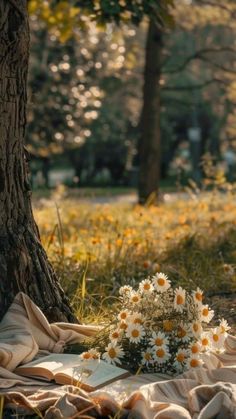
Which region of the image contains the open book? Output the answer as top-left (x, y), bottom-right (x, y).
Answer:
top-left (15, 354), bottom-right (130, 391)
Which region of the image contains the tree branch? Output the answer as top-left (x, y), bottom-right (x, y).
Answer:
top-left (162, 78), bottom-right (227, 91)
top-left (162, 47), bottom-right (236, 74)
top-left (199, 55), bottom-right (236, 74)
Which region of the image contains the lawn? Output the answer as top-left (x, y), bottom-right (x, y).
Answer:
top-left (34, 187), bottom-right (236, 329)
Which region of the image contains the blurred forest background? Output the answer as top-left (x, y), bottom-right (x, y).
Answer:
top-left (27, 0), bottom-right (236, 199)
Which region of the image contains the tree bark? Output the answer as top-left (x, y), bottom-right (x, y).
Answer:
top-left (0, 0), bottom-right (77, 323)
top-left (138, 19), bottom-right (163, 204)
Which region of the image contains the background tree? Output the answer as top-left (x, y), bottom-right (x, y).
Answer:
top-left (139, 0), bottom-right (236, 200)
top-left (138, 19), bottom-right (163, 203)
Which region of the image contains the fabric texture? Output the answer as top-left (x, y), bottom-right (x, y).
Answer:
top-left (0, 292), bottom-right (235, 418)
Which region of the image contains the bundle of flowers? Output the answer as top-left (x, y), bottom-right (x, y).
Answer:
top-left (80, 273), bottom-right (230, 375)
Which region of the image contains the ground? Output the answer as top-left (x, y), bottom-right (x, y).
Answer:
top-left (33, 186), bottom-right (236, 332)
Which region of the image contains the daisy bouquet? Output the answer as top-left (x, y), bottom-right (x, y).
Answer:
top-left (80, 273), bottom-right (230, 375)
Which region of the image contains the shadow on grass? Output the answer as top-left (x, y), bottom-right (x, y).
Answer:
top-left (162, 226), bottom-right (236, 295)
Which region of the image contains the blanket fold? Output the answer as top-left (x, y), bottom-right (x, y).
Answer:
top-left (0, 292), bottom-right (235, 419)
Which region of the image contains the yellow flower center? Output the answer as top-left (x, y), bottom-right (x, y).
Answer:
top-left (123, 287), bottom-right (129, 294)
top-left (120, 312), bottom-right (127, 319)
top-left (108, 348), bottom-right (117, 359)
top-left (202, 308), bottom-right (209, 316)
top-left (120, 322), bottom-right (127, 330)
top-left (193, 323), bottom-right (199, 332)
top-left (158, 277), bottom-right (165, 286)
top-left (131, 329), bottom-right (140, 338)
top-left (177, 327), bottom-right (186, 338)
top-left (155, 337), bottom-right (163, 346)
top-left (190, 358), bottom-right (199, 368)
top-left (191, 345), bottom-right (199, 354)
top-left (195, 292), bottom-right (202, 301)
top-left (177, 353), bottom-right (185, 362)
top-left (144, 283), bottom-right (151, 290)
top-left (112, 332), bottom-right (119, 339)
top-left (163, 320), bottom-right (173, 331)
top-left (156, 348), bottom-right (165, 358)
top-left (134, 318), bottom-right (142, 324)
top-left (202, 338), bottom-right (208, 346)
top-left (213, 334), bottom-right (219, 342)
top-left (132, 296), bottom-right (139, 303)
top-left (83, 352), bottom-right (91, 360)
top-left (176, 295), bottom-right (184, 305)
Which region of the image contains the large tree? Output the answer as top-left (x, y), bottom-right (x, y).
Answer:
top-left (0, 0), bottom-right (78, 322)
top-left (0, 0), bottom-right (172, 321)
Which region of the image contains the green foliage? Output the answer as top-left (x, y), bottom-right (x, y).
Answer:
top-left (76, 0), bottom-right (174, 26)
top-left (28, 0), bottom-right (174, 42)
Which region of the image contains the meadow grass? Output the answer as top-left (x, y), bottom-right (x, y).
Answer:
top-left (34, 187), bottom-right (236, 323)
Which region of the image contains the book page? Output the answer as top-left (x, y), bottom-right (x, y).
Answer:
top-left (16, 354), bottom-right (83, 375)
top-left (58, 359), bottom-right (128, 388)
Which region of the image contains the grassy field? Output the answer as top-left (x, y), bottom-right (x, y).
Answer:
top-left (34, 186), bottom-right (236, 327)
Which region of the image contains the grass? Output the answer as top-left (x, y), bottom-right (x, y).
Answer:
top-left (33, 186), bottom-right (236, 323)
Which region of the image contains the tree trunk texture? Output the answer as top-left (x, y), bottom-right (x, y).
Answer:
top-left (0, 0), bottom-right (77, 323)
top-left (138, 19), bottom-right (163, 204)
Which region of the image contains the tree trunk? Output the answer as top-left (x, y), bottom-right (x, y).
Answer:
top-left (0, 0), bottom-right (77, 323)
top-left (138, 19), bottom-right (163, 204)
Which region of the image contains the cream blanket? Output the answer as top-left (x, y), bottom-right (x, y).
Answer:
top-left (0, 292), bottom-right (235, 418)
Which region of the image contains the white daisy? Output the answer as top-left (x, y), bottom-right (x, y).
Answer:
top-left (152, 273), bottom-right (171, 293)
top-left (186, 355), bottom-right (204, 369)
top-left (118, 320), bottom-right (128, 332)
top-left (126, 324), bottom-right (145, 343)
top-left (102, 343), bottom-right (124, 365)
top-left (174, 287), bottom-right (186, 312)
top-left (200, 332), bottom-right (212, 352)
top-left (174, 348), bottom-right (189, 370)
top-left (141, 349), bottom-right (154, 366)
top-left (128, 312), bottom-right (143, 325)
top-left (139, 279), bottom-right (154, 295)
top-left (129, 291), bottom-right (141, 305)
top-left (149, 331), bottom-right (169, 347)
top-left (191, 321), bottom-right (203, 338)
top-left (119, 285), bottom-right (133, 297)
top-left (163, 319), bottom-right (174, 332)
top-left (87, 348), bottom-right (100, 360)
top-left (209, 327), bottom-right (225, 351)
top-left (189, 341), bottom-right (201, 356)
top-left (219, 318), bottom-right (231, 335)
top-left (79, 351), bottom-right (92, 361)
top-left (192, 287), bottom-right (204, 305)
top-left (199, 305), bottom-right (214, 323)
top-left (153, 346), bottom-right (170, 364)
top-left (176, 322), bottom-right (191, 342)
top-left (109, 329), bottom-right (123, 343)
top-left (118, 309), bottom-right (130, 322)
